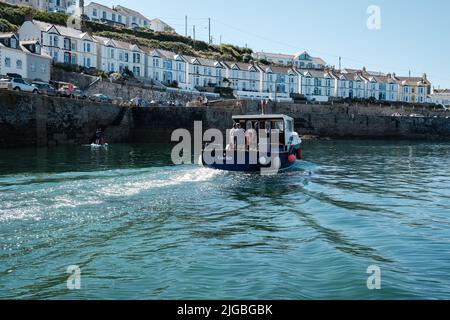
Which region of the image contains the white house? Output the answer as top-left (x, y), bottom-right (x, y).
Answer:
top-left (95, 36), bottom-right (145, 77)
top-left (252, 52), bottom-right (294, 66)
top-left (19, 20), bottom-right (98, 69)
top-left (146, 48), bottom-right (188, 89)
top-left (0, 33), bottom-right (27, 78)
top-left (184, 56), bottom-right (226, 89)
top-left (0, 33), bottom-right (52, 82)
top-left (0, 0), bottom-right (75, 12)
top-left (114, 5), bottom-right (151, 29)
top-left (259, 65), bottom-right (300, 96)
top-left (149, 18), bottom-right (175, 33)
top-left (0, 0), bottom-right (47, 11)
top-left (223, 61), bottom-right (261, 93)
top-left (84, 2), bottom-right (126, 27)
top-left (252, 51), bottom-right (326, 70)
top-left (293, 51), bottom-right (326, 69)
top-left (298, 69), bottom-right (336, 101)
top-left (429, 89), bottom-right (450, 106)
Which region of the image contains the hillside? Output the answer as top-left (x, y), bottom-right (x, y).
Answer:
top-left (0, 2), bottom-right (254, 62)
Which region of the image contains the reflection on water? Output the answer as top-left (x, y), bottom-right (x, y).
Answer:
top-left (1, 140), bottom-right (450, 299)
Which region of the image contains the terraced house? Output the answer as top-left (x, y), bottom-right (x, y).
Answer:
top-left (252, 51), bottom-right (326, 69)
top-left (185, 56), bottom-right (226, 89)
top-left (19, 20), bottom-right (98, 69)
top-left (95, 36), bottom-right (145, 77)
top-left (396, 74), bottom-right (431, 103)
top-left (146, 49), bottom-right (188, 89)
top-left (224, 62), bottom-right (260, 93)
top-left (259, 65), bottom-right (300, 95)
top-left (298, 69), bottom-right (336, 102)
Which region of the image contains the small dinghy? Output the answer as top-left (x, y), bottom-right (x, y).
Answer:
top-left (90, 143), bottom-right (109, 149)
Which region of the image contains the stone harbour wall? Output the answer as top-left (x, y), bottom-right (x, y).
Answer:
top-left (2, 90), bottom-right (450, 149)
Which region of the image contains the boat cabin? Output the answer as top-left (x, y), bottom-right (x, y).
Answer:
top-left (231, 114), bottom-right (296, 151)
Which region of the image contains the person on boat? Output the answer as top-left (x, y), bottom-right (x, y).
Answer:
top-left (245, 121), bottom-right (257, 150)
top-left (227, 123), bottom-right (237, 150)
top-left (234, 123), bottom-right (246, 150)
top-left (95, 128), bottom-right (103, 145)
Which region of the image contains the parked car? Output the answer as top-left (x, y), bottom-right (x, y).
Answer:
top-left (32, 82), bottom-right (57, 96)
top-left (89, 93), bottom-right (112, 103)
top-left (58, 84), bottom-right (75, 97)
top-left (73, 87), bottom-right (87, 100)
top-left (0, 78), bottom-right (39, 93)
top-left (391, 113), bottom-right (403, 117)
top-left (410, 114), bottom-right (425, 118)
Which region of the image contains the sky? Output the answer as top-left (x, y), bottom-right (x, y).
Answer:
top-left (93, 0), bottom-right (450, 88)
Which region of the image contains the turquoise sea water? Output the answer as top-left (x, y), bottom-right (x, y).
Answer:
top-left (0, 140), bottom-right (449, 299)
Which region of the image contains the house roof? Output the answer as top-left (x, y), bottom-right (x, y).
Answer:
top-left (224, 61), bottom-right (258, 71)
top-left (86, 2), bottom-right (115, 12)
top-left (94, 35), bottom-right (142, 51)
top-left (259, 65), bottom-right (296, 75)
top-left (297, 68), bottom-right (335, 79)
top-left (253, 52), bottom-right (295, 60)
top-left (33, 20), bottom-right (94, 40)
top-left (294, 51), bottom-right (326, 65)
top-left (115, 5), bottom-right (149, 22)
top-left (396, 76), bottom-right (430, 86)
top-left (19, 41), bottom-right (52, 59)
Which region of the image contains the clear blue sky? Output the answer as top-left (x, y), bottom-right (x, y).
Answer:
top-left (93, 0), bottom-right (450, 88)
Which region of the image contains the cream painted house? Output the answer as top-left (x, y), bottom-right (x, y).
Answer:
top-left (396, 74), bottom-right (430, 104)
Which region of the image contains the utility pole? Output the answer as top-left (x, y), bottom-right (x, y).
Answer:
top-left (220, 35), bottom-right (222, 45)
top-left (208, 18), bottom-right (211, 45)
top-left (185, 15), bottom-right (188, 37)
top-left (193, 25), bottom-right (196, 49)
top-left (339, 56), bottom-right (342, 71)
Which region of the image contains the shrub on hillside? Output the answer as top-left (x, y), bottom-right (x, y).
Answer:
top-left (0, 2), bottom-right (68, 26)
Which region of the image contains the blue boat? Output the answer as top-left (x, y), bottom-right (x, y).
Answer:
top-left (201, 114), bottom-right (302, 173)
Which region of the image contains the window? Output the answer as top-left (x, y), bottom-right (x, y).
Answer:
top-left (84, 42), bottom-right (91, 53)
top-left (119, 52), bottom-right (123, 61)
top-left (112, 14), bottom-right (116, 21)
top-left (133, 53), bottom-right (141, 64)
top-left (64, 52), bottom-right (70, 64)
top-left (84, 57), bottom-right (91, 68)
top-left (53, 36), bottom-right (59, 47)
top-left (124, 53), bottom-right (129, 62)
top-left (102, 11), bottom-right (107, 19)
top-left (4, 57), bottom-right (11, 68)
top-left (133, 66), bottom-right (141, 76)
top-left (110, 48), bottom-right (114, 59)
top-left (30, 62), bottom-right (36, 72)
top-left (35, 44), bottom-right (41, 54)
top-left (71, 54), bottom-right (77, 65)
top-left (64, 38), bottom-right (69, 50)
top-left (10, 37), bottom-right (17, 48)
top-left (71, 41), bottom-right (77, 51)
top-left (40, 64), bottom-right (46, 73)
top-left (16, 60), bottom-right (23, 70)
top-left (93, 9), bottom-right (97, 17)
top-left (118, 15), bottom-right (122, 23)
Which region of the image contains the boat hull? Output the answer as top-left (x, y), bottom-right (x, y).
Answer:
top-left (201, 148), bottom-right (300, 172)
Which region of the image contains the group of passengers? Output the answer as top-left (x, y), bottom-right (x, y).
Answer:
top-left (227, 121), bottom-right (260, 150)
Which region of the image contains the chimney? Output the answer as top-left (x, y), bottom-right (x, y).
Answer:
top-left (422, 73), bottom-right (427, 80)
top-left (25, 10), bottom-right (33, 22)
top-left (79, 0), bottom-right (85, 15)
